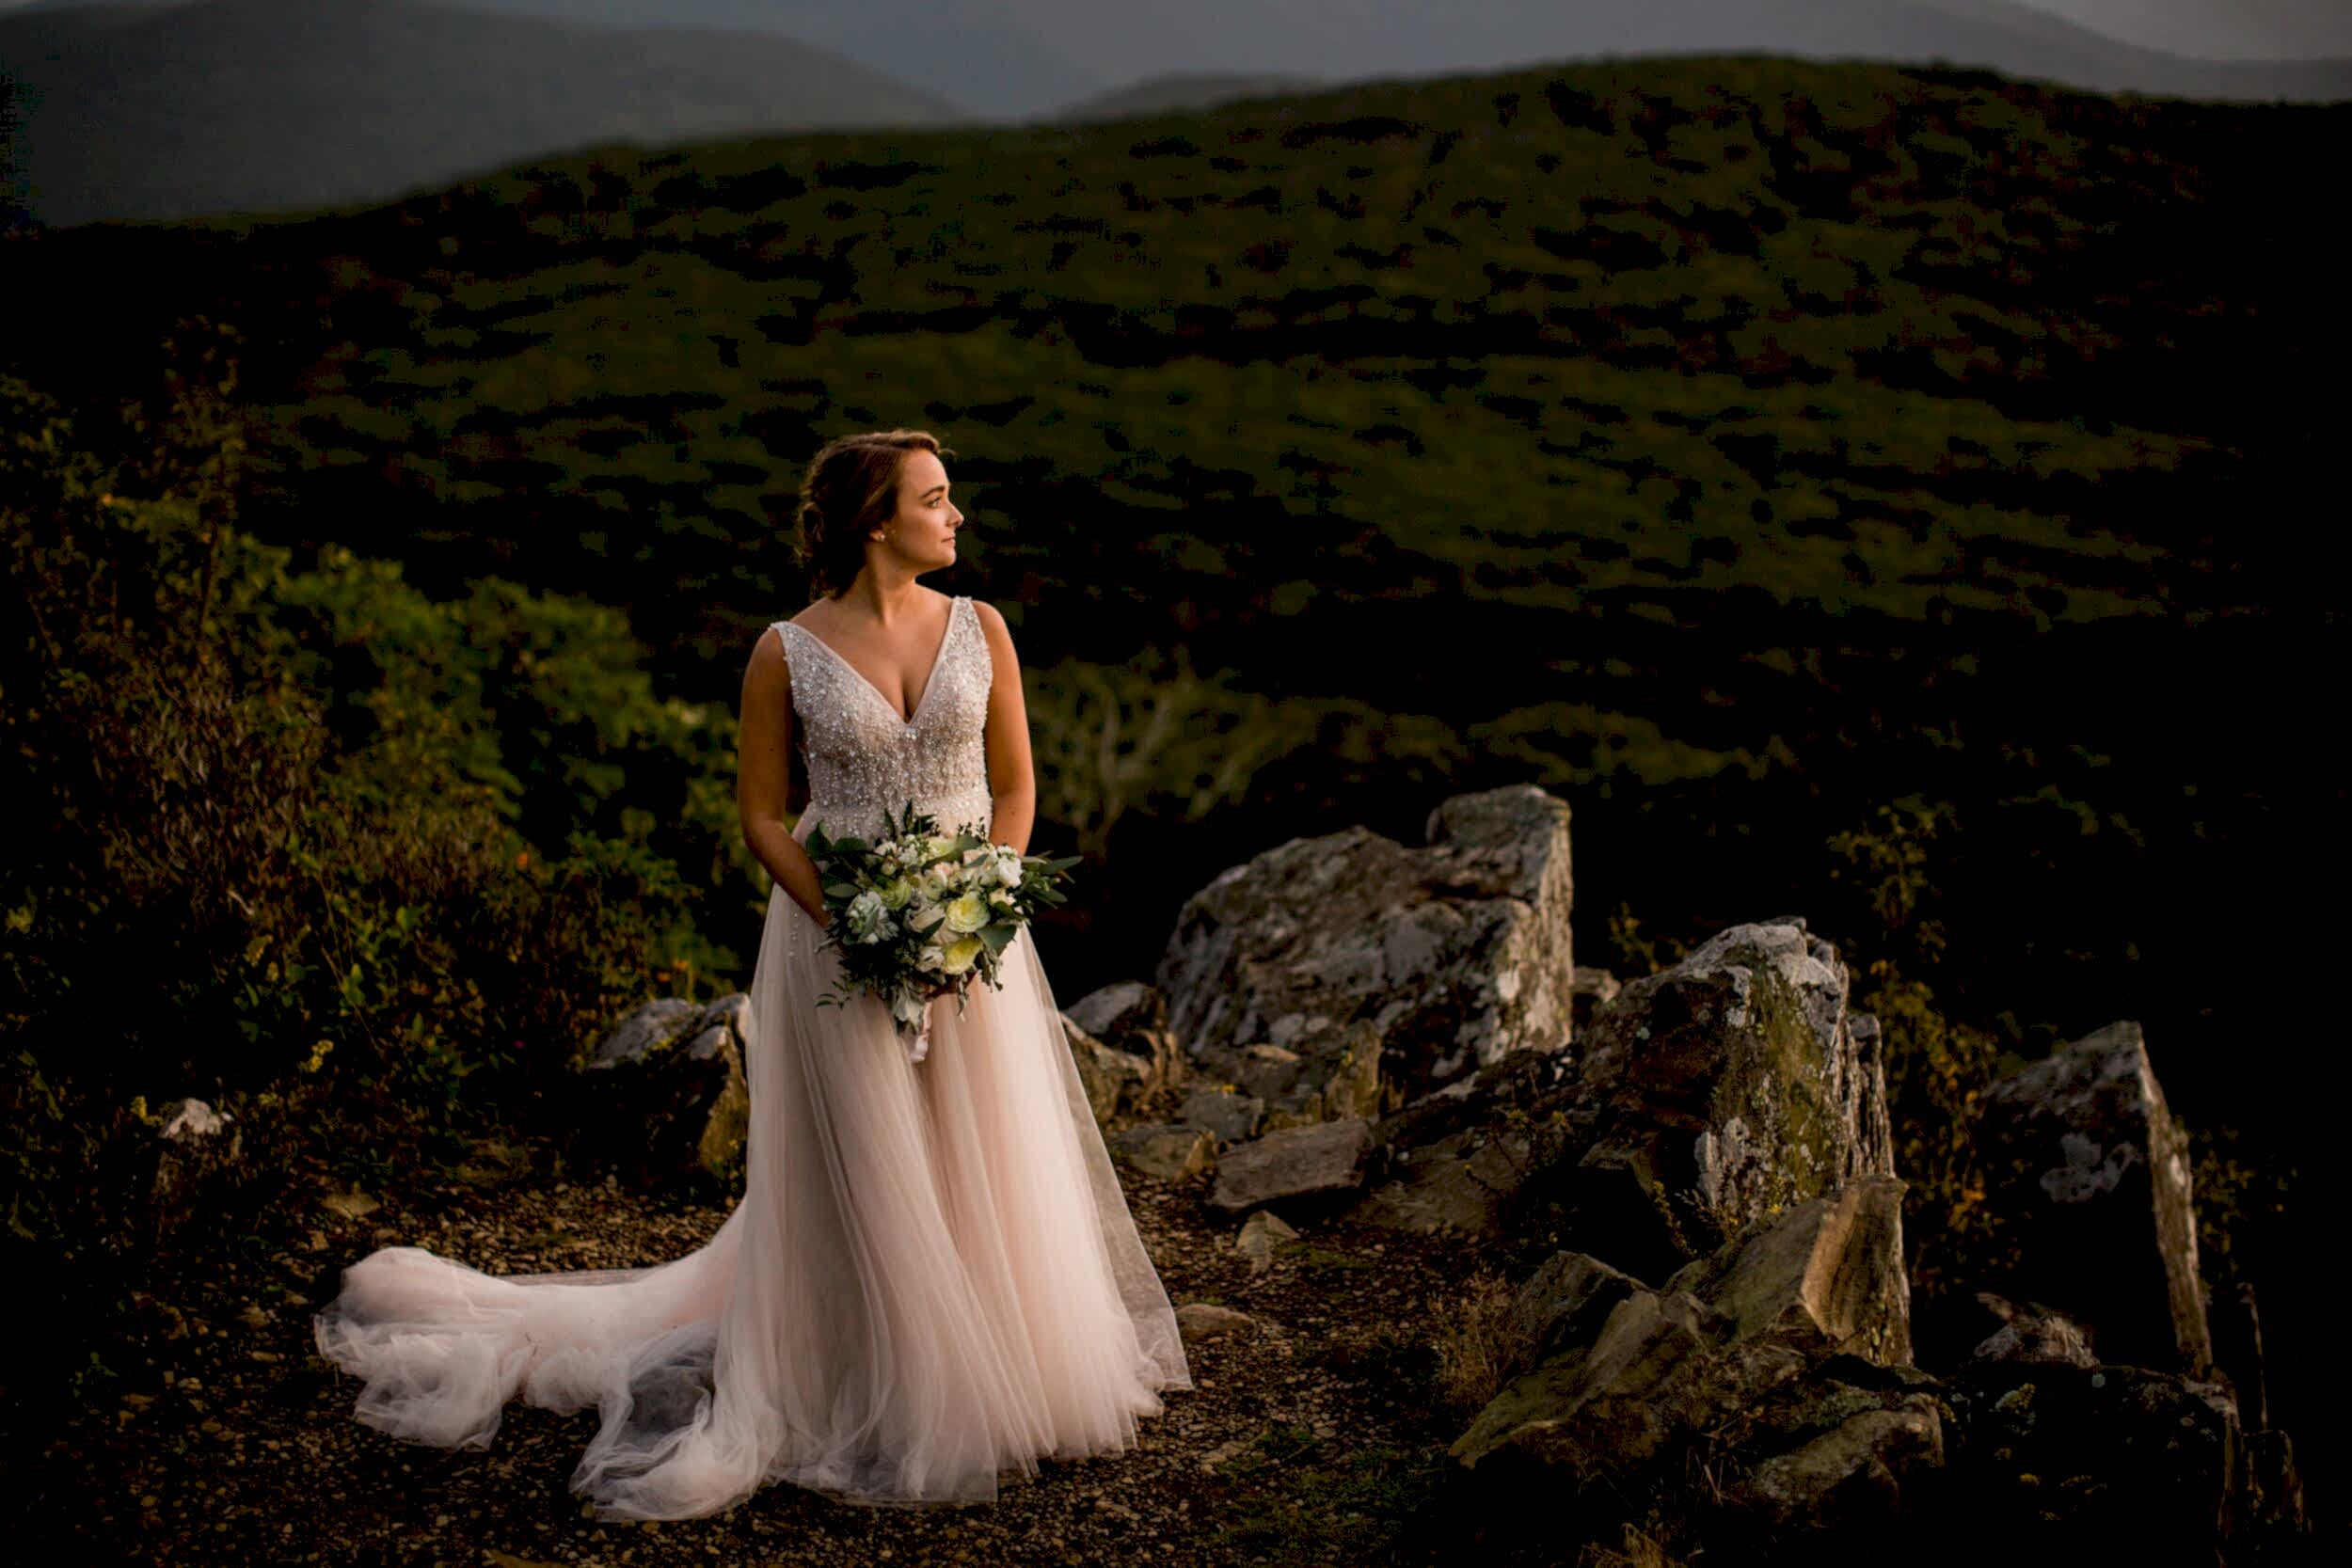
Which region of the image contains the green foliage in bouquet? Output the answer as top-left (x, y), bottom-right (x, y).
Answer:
top-left (802, 802), bottom-right (1079, 1038)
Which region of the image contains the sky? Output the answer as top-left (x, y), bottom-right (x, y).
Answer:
top-left (0, 0), bottom-right (2344, 62)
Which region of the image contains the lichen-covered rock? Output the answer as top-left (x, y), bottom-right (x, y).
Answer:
top-left (580, 997), bottom-right (703, 1069)
top-left (1208, 1117), bottom-right (1378, 1214)
top-left (1973, 1020), bottom-right (2212, 1376)
top-left (574, 993), bottom-right (750, 1189)
top-left (1154, 784), bottom-right (1574, 1129)
top-left (1542, 916), bottom-right (1895, 1280)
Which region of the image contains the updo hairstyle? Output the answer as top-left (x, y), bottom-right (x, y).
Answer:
top-left (790, 429), bottom-right (956, 597)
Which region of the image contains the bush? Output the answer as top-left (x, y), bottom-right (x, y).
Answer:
top-left (0, 352), bottom-right (755, 1412)
top-left (1823, 799), bottom-right (2010, 1296)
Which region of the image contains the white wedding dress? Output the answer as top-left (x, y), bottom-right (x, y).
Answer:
top-left (312, 594), bottom-right (1192, 1519)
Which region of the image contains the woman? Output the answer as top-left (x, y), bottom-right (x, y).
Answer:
top-left (312, 430), bottom-right (1193, 1519)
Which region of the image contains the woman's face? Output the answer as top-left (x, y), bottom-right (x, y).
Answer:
top-left (880, 449), bottom-right (964, 571)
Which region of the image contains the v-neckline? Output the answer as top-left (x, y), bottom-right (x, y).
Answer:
top-left (787, 595), bottom-right (962, 731)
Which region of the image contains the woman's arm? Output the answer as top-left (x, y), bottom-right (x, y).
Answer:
top-left (975, 600), bottom-right (1036, 858)
top-left (738, 626), bottom-right (832, 928)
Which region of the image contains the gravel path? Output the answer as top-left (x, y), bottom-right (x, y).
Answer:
top-left (31, 1148), bottom-right (1477, 1567)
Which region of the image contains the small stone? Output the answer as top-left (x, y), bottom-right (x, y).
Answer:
top-left (1234, 1210), bottom-right (1300, 1275)
top-left (320, 1191), bottom-right (379, 1221)
top-left (1175, 1303), bottom-right (1255, 1342)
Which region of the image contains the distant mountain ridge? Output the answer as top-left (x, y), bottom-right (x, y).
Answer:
top-left (0, 0), bottom-right (962, 227)
top-left (137, 0), bottom-right (2351, 119)
top-left (5, 0), bottom-right (2344, 229)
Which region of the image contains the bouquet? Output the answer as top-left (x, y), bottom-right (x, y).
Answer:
top-left (803, 802), bottom-right (1079, 1064)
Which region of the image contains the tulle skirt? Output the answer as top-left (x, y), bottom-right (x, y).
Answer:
top-left (312, 863), bottom-right (1193, 1520)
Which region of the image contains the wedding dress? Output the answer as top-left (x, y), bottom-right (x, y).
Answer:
top-left (312, 593), bottom-right (1193, 1519)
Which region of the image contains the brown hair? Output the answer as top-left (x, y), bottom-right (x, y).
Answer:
top-left (790, 429), bottom-right (956, 597)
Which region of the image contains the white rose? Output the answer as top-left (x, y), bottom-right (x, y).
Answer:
top-left (943, 892), bottom-right (990, 934)
top-left (941, 934), bottom-right (984, 974)
top-left (844, 889), bottom-right (896, 944)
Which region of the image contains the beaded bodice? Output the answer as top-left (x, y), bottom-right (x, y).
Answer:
top-left (774, 594), bottom-right (993, 845)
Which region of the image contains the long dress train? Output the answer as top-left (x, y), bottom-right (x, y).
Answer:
top-left (311, 594), bottom-right (1192, 1519)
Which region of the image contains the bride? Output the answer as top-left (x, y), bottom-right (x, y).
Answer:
top-left (312, 430), bottom-right (1194, 1519)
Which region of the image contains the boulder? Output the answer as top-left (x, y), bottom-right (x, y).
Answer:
top-left (1973, 1020), bottom-right (2212, 1375)
top-left (1061, 1012), bottom-right (1149, 1126)
top-left (1356, 1120), bottom-right (1543, 1238)
top-left (1110, 1122), bottom-right (1216, 1181)
top-left (1063, 981), bottom-right (1186, 1117)
top-left (1941, 1358), bottom-right (2242, 1547)
top-left (1154, 784), bottom-right (1575, 1128)
top-left (1178, 1085), bottom-right (1266, 1145)
top-left (1498, 1252), bottom-right (1646, 1378)
top-left (1570, 965), bottom-right (1621, 1037)
top-left (1713, 1368), bottom-right (1947, 1547)
top-left (1349, 1048), bottom-right (1572, 1239)
top-left (1663, 1175), bottom-right (1913, 1368)
top-left (582, 997), bottom-right (702, 1069)
top-left (1967, 1293), bottom-right (2097, 1370)
top-left (1450, 1177), bottom-right (1927, 1537)
top-left (1208, 1117), bottom-right (1378, 1214)
top-left (1538, 916), bottom-right (1896, 1281)
top-left (574, 993), bottom-right (750, 1188)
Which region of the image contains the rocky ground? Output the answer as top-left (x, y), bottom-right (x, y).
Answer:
top-left (21, 1144), bottom-right (1494, 1568)
top-left (14, 791), bottom-right (2321, 1565)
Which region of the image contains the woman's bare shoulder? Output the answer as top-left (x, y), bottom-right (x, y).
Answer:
top-left (970, 598), bottom-right (1016, 639)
